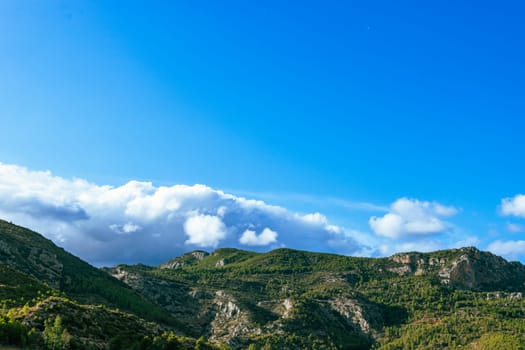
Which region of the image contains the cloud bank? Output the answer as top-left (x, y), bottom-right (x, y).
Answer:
top-left (0, 163), bottom-right (363, 265)
top-left (3, 162), bottom-right (524, 264)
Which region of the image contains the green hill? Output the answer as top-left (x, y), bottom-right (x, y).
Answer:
top-left (1, 219), bottom-right (525, 349)
top-left (0, 219), bottom-right (224, 349)
top-left (108, 247), bottom-right (525, 349)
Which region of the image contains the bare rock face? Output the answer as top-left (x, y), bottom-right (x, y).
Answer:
top-left (109, 267), bottom-right (143, 288)
top-left (389, 247), bottom-right (525, 290)
top-left (438, 247), bottom-right (525, 290)
top-left (328, 296), bottom-right (381, 338)
top-left (281, 298), bottom-right (293, 319)
top-left (160, 261), bottom-right (186, 269)
top-left (210, 291), bottom-right (259, 347)
top-left (159, 250), bottom-right (209, 269)
top-left (387, 265), bottom-right (413, 276)
top-left (389, 252), bottom-right (448, 277)
top-left (215, 259), bottom-right (226, 267)
top-left (192, 251), bottom-right (208, 259)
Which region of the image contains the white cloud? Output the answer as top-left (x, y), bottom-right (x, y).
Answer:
top-left (1, 163), bottom-right (484, 264)
top-left (0, 163), bottom-right (364, 265)
top-left (487, 240), bottom-right (525, 260)
top-left (184, 214), bottom-right (227, 248)
top-left (239, 228), bottom-right (278, 246)
top-left (301, 212), bottom-right (328, 225)
top-left (501, 194), bottom-right (525, 218)
top-left (369, 198), bottom-right (458, 239)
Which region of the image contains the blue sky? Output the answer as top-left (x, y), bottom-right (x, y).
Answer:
top-left (1, 1), bottom-right (525, 265)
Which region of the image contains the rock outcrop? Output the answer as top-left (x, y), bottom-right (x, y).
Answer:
top-left (389, 247), bottom-right (525, 290)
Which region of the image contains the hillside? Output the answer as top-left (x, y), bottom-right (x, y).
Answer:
top-left (1, 219), bottom-right (525, 349)
top-left (0, 219), bottom-right (224, 349)
top-left (0, 219), bottom-right (174, 323)
top-left (107, 247), bottom-right (525, 349)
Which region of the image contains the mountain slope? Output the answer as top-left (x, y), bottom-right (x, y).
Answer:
top-left (108, 247), bottom-right (525, 349)
top-left (1, 219), bottom-right (525, 349)
top-left (0, 219), bottom-right (172, 324)
top-left (0, 219), bottom-right (228, 349)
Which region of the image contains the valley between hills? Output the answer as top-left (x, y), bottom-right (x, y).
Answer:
top-left (0, 219), bottom-right (524, 349)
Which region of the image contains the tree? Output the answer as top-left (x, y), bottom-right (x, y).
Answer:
top-left (43, 315), bottom-right (71, 350)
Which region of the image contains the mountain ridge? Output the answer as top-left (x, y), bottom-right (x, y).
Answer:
top-left (106, 245), bottom-right (525, 349)
top-left (1, 219), bottom-right (524, 349)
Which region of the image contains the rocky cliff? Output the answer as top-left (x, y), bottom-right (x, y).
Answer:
top-left (388, 246), bottom-right (525, 290)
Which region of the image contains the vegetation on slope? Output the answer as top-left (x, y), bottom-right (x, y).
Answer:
top-left (0, 219), bottom-right (173, 324)
top-left (0, 220), bottom-right (227, 349)
top-left (2, 219), bottom-right (525, 349)
top-left (110, 247), bottom-right (525, 349)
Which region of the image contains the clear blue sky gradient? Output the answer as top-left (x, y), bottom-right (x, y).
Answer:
top-left (1, 1), bottom-right (524, 258)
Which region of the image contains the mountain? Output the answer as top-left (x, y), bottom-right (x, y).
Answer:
top-left (1, 219), bottom-right (525, 349)
top-left (107, 247), bottom-right (525, 349)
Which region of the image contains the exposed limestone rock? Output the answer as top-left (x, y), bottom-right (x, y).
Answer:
top-left (439, 253), bottom-right (473, 288)
top-left (191, 251), bottom-right (208, 260)
top-left (389, 252), bottom-right (448, 277)
top-left (436, 247), bottom-right (525, 290)
top-left (486, 291), bottom-right (523, 300)
top-left (429, 257), bottom-right (447, 266)
top-left (387, 265), bottom-right (412, 276)
top-left (159, 250), bottom-right (209, 269)
top-left (328, 296), bottom-right (381, 339)
top-left (160, 261), bottom-right (186, 269)
top-left (210, 290), bottom-right (259, 347)
top-left (388, 247), bottom-right (525, 291)
top-left (282, 298), bottom-right (293, 318)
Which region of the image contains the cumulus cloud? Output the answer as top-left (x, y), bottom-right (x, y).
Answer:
top-left (0, 163), bottom-right (365, 265)
top-left (184, 214), bottom-right (227, 248)
top-left (369, 198), bottom-right (458, 239)
top-left (501, 194), bottom-right (525, 218)
top-left (239, 228), bottom-right (278, 246)
top-left (487, 240), bottom-right (525, 260)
